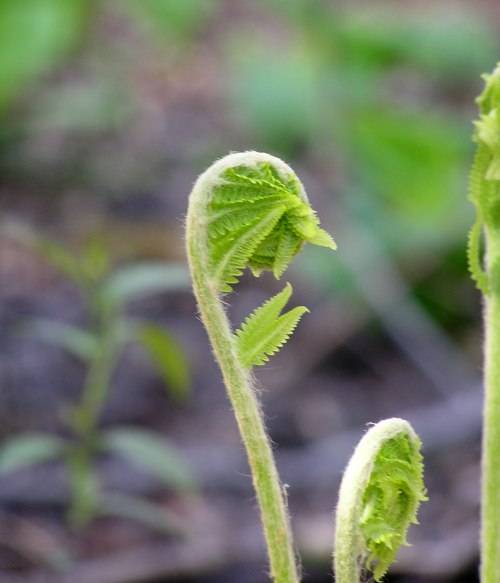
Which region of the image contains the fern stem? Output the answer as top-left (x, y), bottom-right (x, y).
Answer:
top-left (186, 154), bottom-right (300, 583)
top-left (481, 225), bottom-right (500, 583)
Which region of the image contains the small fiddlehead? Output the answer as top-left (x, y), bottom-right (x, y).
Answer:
top-left (334, 418), bottom-right (426, 583)
top-left (468, 63), bottom-right (500, 583)
top-left (186, 151), bottom-right (335, 583)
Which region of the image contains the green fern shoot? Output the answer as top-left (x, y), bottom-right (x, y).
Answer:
top-left (186, 151), bottom-right (335, 583)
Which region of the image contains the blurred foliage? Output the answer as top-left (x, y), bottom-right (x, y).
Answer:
top-left (1, 222), bottom-right (193, 531)
top-left (122, 0), bottom-right (220, 46)
top-left (0, 0), bottom-right (222, 114)
top-left (229, 45), bottom-right (323, 153)
top-left (102, 427), bottom-right (195, 490)
top-left (0, 0), bottom-right (89, 112)
top-left (0, 433), bottom-right (65, 474)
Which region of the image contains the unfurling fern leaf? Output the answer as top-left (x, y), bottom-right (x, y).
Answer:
top-left (334, 419), bottom-right (426, 583)
top-left (235, 283), bottom-right (309, 368)
top-left (186, 152), bottom-right (336, 583)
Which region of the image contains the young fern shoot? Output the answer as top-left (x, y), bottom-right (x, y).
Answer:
top-left (186, 151), bottom-right (335, 583)
top-left (468, 63), bottom-right (500, 583)
top-left (334, 418), bottom-right (426, 583)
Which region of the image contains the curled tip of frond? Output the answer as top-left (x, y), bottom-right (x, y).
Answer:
top-left (467, 66), bottom-right (500, 292)
top-left (189, 151), bottom-right (336, 292)
top-left (477, 62), bottom-right (500, 115)
top-left (474, 65), bottom-right (500, 182)
top-left (335, 418), bottom-right (426, 582)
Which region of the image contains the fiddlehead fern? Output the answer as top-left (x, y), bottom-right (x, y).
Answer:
top-left (190, 151), bottom-right (336, 292)
top-left (468, 63), bottom-right (500, 583)
top-left (334, 418), bottom-right (426, 583)
top-left (186, 151), bottom-right (335, 583)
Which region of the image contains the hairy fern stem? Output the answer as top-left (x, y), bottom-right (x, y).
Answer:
top-left (481, 221), bottom-right (500, 582)
top-left (467, 63), bottom-right (500, 582)
top-left (188, 257), bottom-right (299, 582)
top-left (482, 288), bottom-right (500, 582)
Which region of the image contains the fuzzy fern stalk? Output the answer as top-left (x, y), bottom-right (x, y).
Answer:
top-left (334, 418), bottom-right (426, 583)
top-left (185, 151), bottom-right (336, 583)
top-left (468, 63), bottom-right (500, 583)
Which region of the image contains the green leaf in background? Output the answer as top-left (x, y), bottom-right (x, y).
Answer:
top-left (330, 9), bottom-right (496, 78)
top-left (265, 1), bottom-right (496, 80)
top-left (80, 235), bottom-right (110, 285)
top-left (122, 0), bottom-right (219, 45)
top-left (102, 427), bottom-right (195, 492)
top-left (27, 80), bottom-right (131, 133)
top-left (351, 107), bottom-right (467, 230)
top-left (0, 434), bottom-right (66, 474)
top-left (229, 45), bottom-right (323, 153)
top-left (137, 323), bottom-right (190, 401)
top-left (101, 263), bottom-right (189, 308)
top-left (2, 220), bottom-right (83, 285)
top-left (0, 0), bottom-right (88, 112)
top-left (24, 319), bottom-right (98, 361)
top-left (99, 491), bottom-right (185, 535)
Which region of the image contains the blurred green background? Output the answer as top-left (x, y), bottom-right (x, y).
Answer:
top-left (1, 0), bottom-right (497, 305)
top-left (0, 0), bottom-right (498, 581)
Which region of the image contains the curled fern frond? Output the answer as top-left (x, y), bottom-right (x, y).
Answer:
top-left (186, 152), bottom-right (336, 583)
top-left (188, 151), bottom-right (336, 293)
top-left (334, 418), bottom-right (426, 583)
